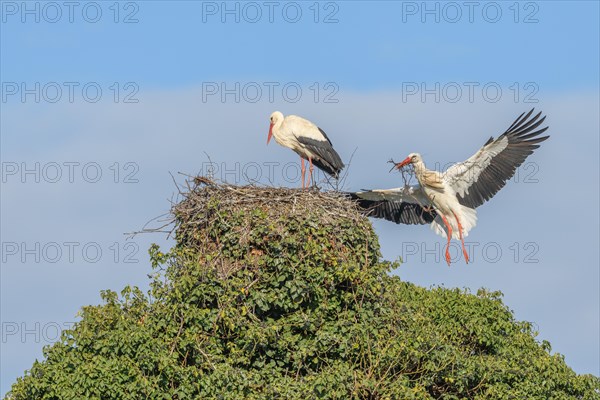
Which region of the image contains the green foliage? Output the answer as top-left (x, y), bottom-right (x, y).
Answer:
top-left (7, 187), bottom-right (599, 399)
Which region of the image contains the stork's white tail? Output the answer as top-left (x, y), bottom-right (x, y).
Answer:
top-left (431, 206), bottom-right (477, 240)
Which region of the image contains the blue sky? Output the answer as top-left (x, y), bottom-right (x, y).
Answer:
top-left (1, 1), bottom-right (599, 396)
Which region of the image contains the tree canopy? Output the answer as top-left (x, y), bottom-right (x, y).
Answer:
top-left (7, 183), bottom-right (600, 399)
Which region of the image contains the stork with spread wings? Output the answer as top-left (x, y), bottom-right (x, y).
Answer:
top-left (350, 109), bottom-right (549, 266)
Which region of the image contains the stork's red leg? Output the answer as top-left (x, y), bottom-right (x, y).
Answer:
top-left (452, 211), bottom-right (470, 264)
top-left (307, 158), bottom-right (314, 188)
top-left (300, 158), bottom-right (306, 189)
top-left (439, 214), bottom-right (453, 266)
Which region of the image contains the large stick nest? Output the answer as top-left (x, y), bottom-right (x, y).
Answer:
top-left (173, 177), bottom-right (365, 237)
top-left (165, 177), bottom-right (374, 277)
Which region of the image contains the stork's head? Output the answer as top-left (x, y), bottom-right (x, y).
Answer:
top-left (267, 111), bottom-right (284, 144)
top-left (395, 153), bottom-right (422, 169)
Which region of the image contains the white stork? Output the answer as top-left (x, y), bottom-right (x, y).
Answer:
top-left (267, 111), bottom-right (344, 188)
top-left (351, 109), bottom-right (549, 266)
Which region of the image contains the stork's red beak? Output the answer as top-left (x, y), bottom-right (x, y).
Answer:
top-left (267, 123), bottom-right (274, 144)
top-left (395, 156), bottom-right (412, 169)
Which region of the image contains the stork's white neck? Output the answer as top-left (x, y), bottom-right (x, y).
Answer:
top-left (412, 158), bottom-right (445, 190)
top-left (412, 159), bottom-right (427, 175)
top-left (271, 116), bottom-right (284, 137)
top-left (270, 115), bottom-right (294, 148)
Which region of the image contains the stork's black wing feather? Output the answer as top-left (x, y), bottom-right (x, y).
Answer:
top-left (297, 136), bottom-right (345, 178)
top-left (318, 127), bottom-right (333, 145)
top-left (446, 109), bottom-right (549, 209)
top-left (346, 192), bottom-right (437, 225)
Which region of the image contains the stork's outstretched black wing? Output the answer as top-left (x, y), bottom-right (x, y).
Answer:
top-left (348, 187), bottom-right (436, 225)
top-left (445, 109), bottom-right (549, 209)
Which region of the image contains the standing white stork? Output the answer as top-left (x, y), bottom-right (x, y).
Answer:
top-left (351, 109), bottom-right (549, 266)
top-left (267, 111), bottom-right (344, 188)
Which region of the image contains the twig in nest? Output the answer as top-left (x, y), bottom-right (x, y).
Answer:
top-left (194, 176), bottom-right (216, 186)
top-left (337, 146), bottom-right (358, 192)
